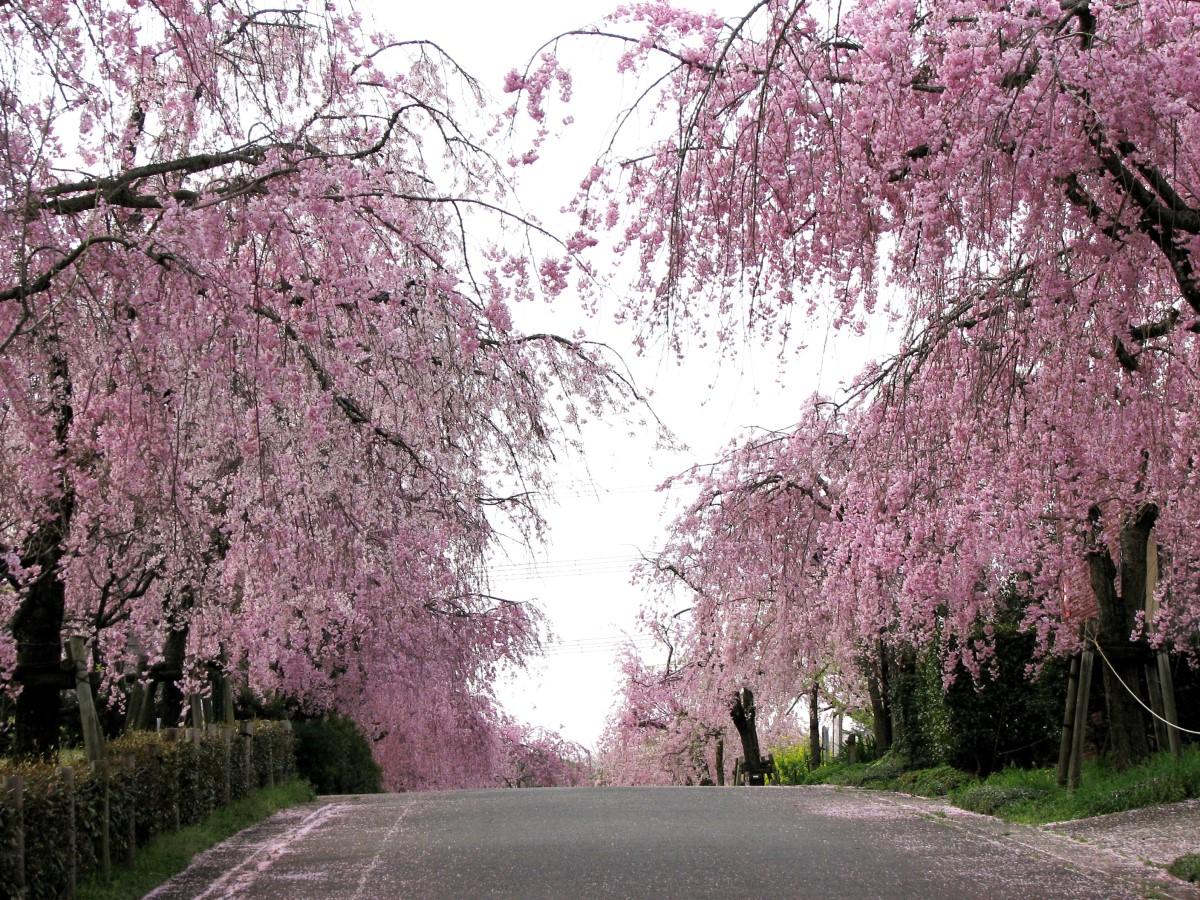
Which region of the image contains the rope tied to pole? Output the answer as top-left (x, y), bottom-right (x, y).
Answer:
top-left (1089, 637), bottom-right (1200, 736)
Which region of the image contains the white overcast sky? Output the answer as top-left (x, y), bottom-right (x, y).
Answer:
top-left (366, 0), bottom-right (888, 749)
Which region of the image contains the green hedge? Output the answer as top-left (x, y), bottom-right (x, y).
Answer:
top-left (293, 715), bottom-right (381, 795)
top-left (0, 721), bottom-right (295, 898)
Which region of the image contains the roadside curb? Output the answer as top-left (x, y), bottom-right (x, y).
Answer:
top-left (838, 787), bottom-right (1200, 900)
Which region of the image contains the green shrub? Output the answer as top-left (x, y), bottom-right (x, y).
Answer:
top-left (956, 783), bottom-right (1049, 815)
top-left (894, 764), bottom-right (976, 797)
top-left (293, 715), bottom-right (381, 794)
top-left (770, 744), bottom-right (813, 785)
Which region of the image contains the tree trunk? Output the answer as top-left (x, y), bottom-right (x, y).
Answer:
top-left (866, 647), bottom-right (892, 752)
top-left (808, 681), bottom-right (822, 770)
top-left (729, 688), bottom-right (766, 785)
top-left (887, 646), bottom-right (919, 761)
top-left (11, 526), bottom-right (71, 757)
top-left (157, 623), bottom-right (188, 726)
top-left (10, 351), bottom-right (75, 758)
top-left (10, 513), bottom-right (71, 763)
top-left (715, 738), bottom-right (725, 786)
top-left (1087, 504), bottom-right (1154, 768)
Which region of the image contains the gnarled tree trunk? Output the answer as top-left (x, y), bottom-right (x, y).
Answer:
top-left (1086, 504), bottom-right (1155, 768)
top-left (729, 687), bottom-right (768, 785)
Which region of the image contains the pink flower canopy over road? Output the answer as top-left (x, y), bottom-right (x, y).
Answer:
top-left (0, 0), bottom-right (625, 784)
top-left (508, 0), bottom-right (1200, 774)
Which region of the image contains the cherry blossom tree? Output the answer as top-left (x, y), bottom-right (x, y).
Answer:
top-left (497, 721), bottom-right (593, 788)
top-left (0, 0), bottom-right (626, 780)
top-left (523, 0), bottom-right (1200, 767)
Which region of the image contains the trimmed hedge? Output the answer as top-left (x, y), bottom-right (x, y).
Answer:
top-left (293, 715), bottom-right (382, 795)
top-left (0, 721), bottom-right (294, 898)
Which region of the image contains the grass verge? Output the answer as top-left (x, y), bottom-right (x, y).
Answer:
top-left (780, 745), bottom-right (1200, 825)
top-left (79, 779), bottom-right (315, 900)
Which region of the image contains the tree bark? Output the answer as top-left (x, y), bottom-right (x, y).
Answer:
top-left (12, 570), bottom-right (67, 757)
top-left (9, 351), bottom-right (75, 757)
top-left (808, 681), bottom-right (822, 769)
top-left (866, 646), bottom-right (892, 752)
top-left (1086, 503), bottom-right (1154, 768)
top-left (157, 622), bottom-right (189, 726)
top-left (729, 688), bottom-right (766, 785)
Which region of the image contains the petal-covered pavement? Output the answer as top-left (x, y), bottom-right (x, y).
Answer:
top-left (148, 786), bottom-right (1200, 899)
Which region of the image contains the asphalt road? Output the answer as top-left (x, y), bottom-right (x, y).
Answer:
top-left (149, 785), bottom-right (1193, 899)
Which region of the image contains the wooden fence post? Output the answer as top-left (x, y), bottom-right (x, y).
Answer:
top-left (241, 721), bottom-right (255, 787)
top-left (7, 775), bottom-right (25, 899)
top-left (59, 766), bottom-right (77, 899)
top-left (221, 727), bottom-right (233, 806)
top-left (96, 760), bottom-right (111, 877)
top-left (164, 729), bottom-right (181, 831)
top-left (124, 756), bottom-right (136, 867)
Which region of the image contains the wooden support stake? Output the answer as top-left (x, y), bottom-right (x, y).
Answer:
top-left (67, 636), bottom-right (104, 763)
top-left (125, 682), bottom-right (145, 731)
top-left (1146, 663), bottom-right (1169, 752)
top-left (136, 681), bottom-right (159, 731)
top-left (1068, 649), bottom-right (1095, 790)
top-left (7, 775), bottom-right (25, 899)
top-left (1056, 654), bottom-right (1081, 786)
top-left (1157, 651), bottom-right (1183, 759)
top-left (221, 678), bottom-right (235, 724)
top-left (189, 693), bottom-right (205, 730)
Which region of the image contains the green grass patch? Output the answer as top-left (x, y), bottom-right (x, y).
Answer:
top-left (782, 745), bottom-right (1200, 826)
top-left (78, 779), bottom-right (315, 900)
top-left (947, 745), bottom-right (1200, 825)
top-left (1168, 853), bottom-right (1200, 883)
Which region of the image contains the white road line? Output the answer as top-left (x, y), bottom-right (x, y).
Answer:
top-left (351, 797), bottom-right (421, 899)
top-left (159, 802), bottom-right (350, 900)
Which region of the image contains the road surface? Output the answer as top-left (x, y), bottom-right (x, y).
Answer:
top-left (149, 785), bottom-right (1196, 899)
